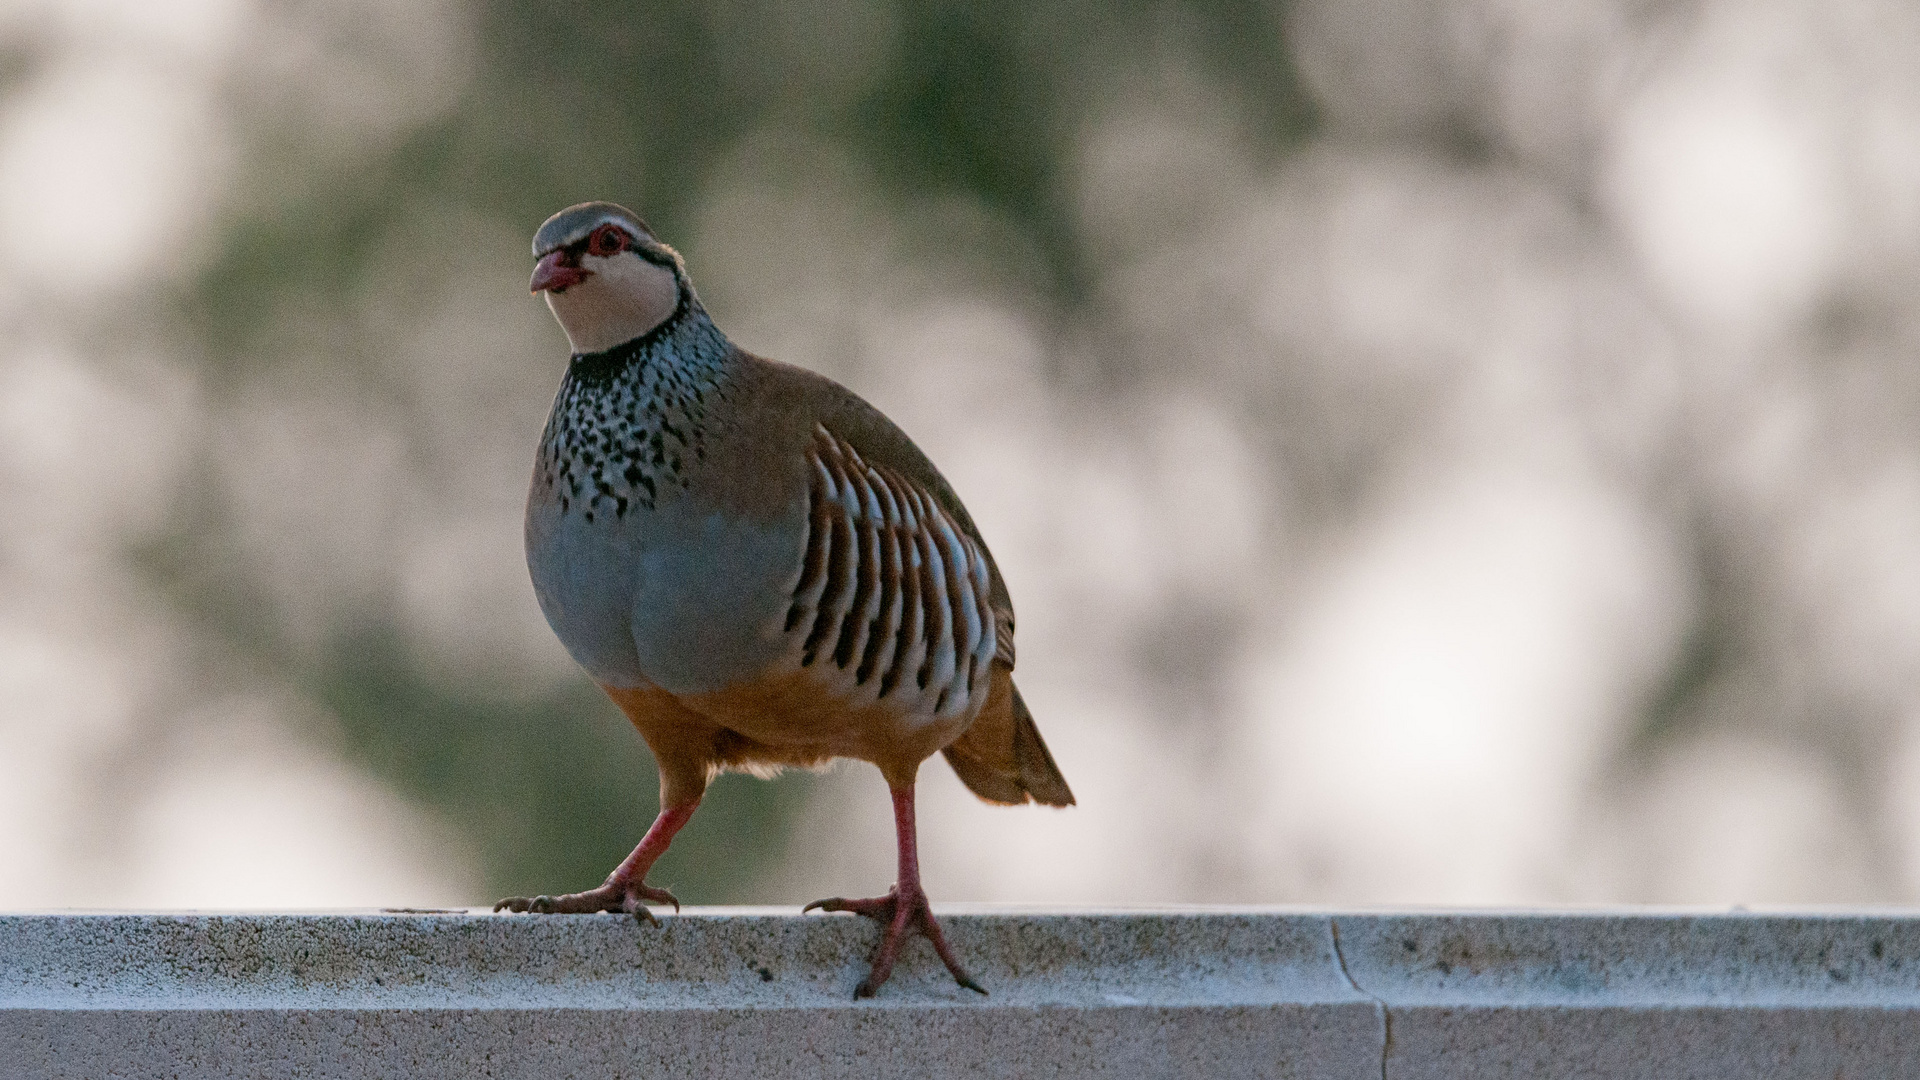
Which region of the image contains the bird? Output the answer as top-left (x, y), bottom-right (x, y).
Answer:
top-left (492, 202), bottom-right (1074, 998)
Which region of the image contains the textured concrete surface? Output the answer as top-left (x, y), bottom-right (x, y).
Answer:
top-left (1335, 911), bottom-right (1920, 1079)
top-left (3, 908), bottom-right (1918, 1078)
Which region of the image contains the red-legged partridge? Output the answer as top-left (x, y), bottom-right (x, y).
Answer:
top-left (493, 202), bottom-right (1074, 998)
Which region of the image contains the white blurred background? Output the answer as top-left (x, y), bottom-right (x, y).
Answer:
top-left (5, 0), bottom-right (1920, 909)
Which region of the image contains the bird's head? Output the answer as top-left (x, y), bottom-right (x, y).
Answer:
top-left (530, 202), bottom-right (689, 355)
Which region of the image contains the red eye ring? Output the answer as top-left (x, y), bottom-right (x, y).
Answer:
top-left (587, 225), bottom-right (628, 257)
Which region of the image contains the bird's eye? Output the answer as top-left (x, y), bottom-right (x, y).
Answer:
top-left (588, 226), bottom-right (627, 256)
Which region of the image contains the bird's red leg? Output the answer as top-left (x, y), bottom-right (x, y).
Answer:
top-left (493, 800), bottom-right (698, 924)
top-left (804, 783), bottom-right (986, 998)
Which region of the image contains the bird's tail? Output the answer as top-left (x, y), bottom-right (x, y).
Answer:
top-left (941, 665), bottom-right (1076, 807)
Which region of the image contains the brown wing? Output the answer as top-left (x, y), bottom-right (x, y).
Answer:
top-left (780, 424), bottom-right (999, 726)
top-left (812, 384), bottom-right (1018, 669)
top-left (808, 383), bottom-right (1073, 808)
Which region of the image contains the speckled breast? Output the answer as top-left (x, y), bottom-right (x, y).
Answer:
top-left (522, 322), bottom-right (804, 696)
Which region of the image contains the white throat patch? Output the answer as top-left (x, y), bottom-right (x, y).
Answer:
top-left (544, 251), bottom-right (680, 354)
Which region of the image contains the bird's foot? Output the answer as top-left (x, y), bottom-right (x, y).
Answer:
top-left (492, 879), bottom-right (680, 926)
top-left (804, 884), bottom-right (986, 998)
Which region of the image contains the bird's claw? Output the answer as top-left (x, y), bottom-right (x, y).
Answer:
top-left (802, 894), bottom-right (892, 920)
top-left (622, 894), bottom-right (662, 926)
top-left (804, 885), bottom-right (986, 998)
top-left (492, 880), bottom-right (680, 924)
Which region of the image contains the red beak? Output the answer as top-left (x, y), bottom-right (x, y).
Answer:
top-left (531, 250), bottom-right (590, 294)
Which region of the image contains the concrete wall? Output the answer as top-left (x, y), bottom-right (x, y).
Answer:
top-left (4, 909), bottom-right (1916, 1078)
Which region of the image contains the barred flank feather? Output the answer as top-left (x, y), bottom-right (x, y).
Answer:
top-left (783, 426), bottom-right (997, 721)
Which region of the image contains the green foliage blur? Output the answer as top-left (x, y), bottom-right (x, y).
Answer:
top-left (154, 0), bottom-right (1314, 903)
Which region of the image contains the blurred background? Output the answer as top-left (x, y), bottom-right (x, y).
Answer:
top-left (5, 0), bottom-right (1920, 910)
